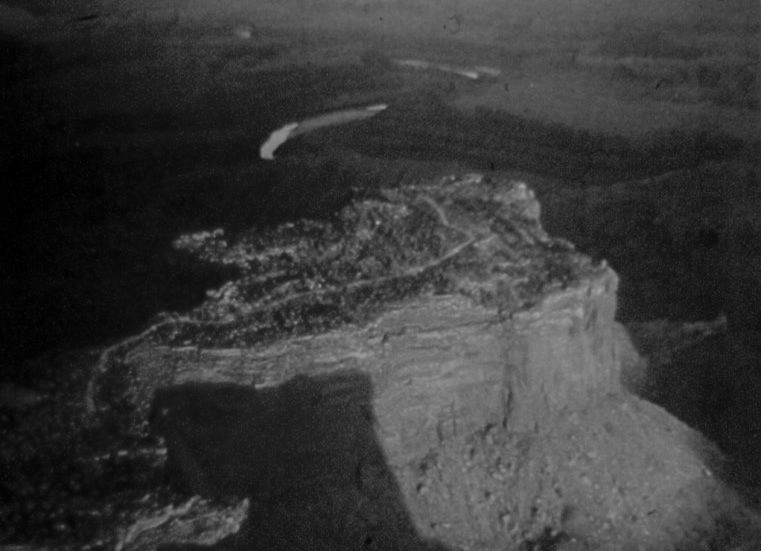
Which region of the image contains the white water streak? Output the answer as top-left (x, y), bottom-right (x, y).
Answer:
top-left (260, 104), bottom-right (387, 161)
top-left (259, 122), bottom-right (299, 160)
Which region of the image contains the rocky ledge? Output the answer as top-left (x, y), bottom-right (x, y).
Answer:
top-left (58, 174), bottom-right (761, 549)
top-left (91, 174), bottom-right (619, 444)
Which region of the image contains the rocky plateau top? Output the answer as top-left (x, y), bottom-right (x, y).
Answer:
top-left (4, 172), bottom-right (760, 551)
top-left (166, 173), bottom-right (600, 348)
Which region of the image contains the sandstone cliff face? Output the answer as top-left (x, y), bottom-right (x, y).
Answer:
top-left (92, 174), bottom-right (623, 456)
top-left (531, 161), bottom-right (761, 498)
top-left (85, 173), bottom-right (756, 550)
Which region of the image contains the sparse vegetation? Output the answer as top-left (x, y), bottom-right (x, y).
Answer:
top-left (1, 0), bottom-right (760, 548)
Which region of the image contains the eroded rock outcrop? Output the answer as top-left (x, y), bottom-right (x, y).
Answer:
top-left (91, 174), bottom-right (622, 453)
top-left (89, 173), bottom-right (758, 550)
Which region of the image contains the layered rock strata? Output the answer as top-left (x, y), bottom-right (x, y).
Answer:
top-left (92, 174), bottom-right (621, 456)
top-left (91, 173), bottom-right (755, 550)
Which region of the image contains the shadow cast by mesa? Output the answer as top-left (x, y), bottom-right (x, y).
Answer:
top-left (625, 327), bottom-right (761, 511)
top-left (150, 371), bottom-right (450, 551)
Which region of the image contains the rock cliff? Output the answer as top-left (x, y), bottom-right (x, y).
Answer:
top-left (80, 172), bottom-right (760, 550)
top-left (91, 174), bottom-right (622, 453)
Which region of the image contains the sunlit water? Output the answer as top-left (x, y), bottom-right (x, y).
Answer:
top-left (260, 104), bottom-right (388, 160)
top-left (394, 59), bottom-right (501, 80)
top-left (260, 122), bottom-right (299, 160)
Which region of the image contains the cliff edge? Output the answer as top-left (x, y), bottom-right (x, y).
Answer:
top-left (3, 173), bottom-right (759, 550)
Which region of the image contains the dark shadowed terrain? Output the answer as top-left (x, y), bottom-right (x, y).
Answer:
top-left (1, 0), bottom-right (758, 366)
top-left (1, 0), bottom-right (760, 549)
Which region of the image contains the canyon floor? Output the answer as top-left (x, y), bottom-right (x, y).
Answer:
top-left (1, 1), bottom-right (760, 549)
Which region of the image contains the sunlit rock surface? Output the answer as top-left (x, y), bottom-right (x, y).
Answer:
top-left (115, 496), bottom-right (249, 551)
top-left (91, 173), bottom-right (758, 550)
top-left (95, 174), bottom-right (621, 448)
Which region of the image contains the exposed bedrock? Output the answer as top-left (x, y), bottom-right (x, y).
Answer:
top-left (95, 173), bottom-right (757, 549)
top-left (532, 161), bottom-right (761, 492)
top-left (97, 175), bottom-right (621, 450)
